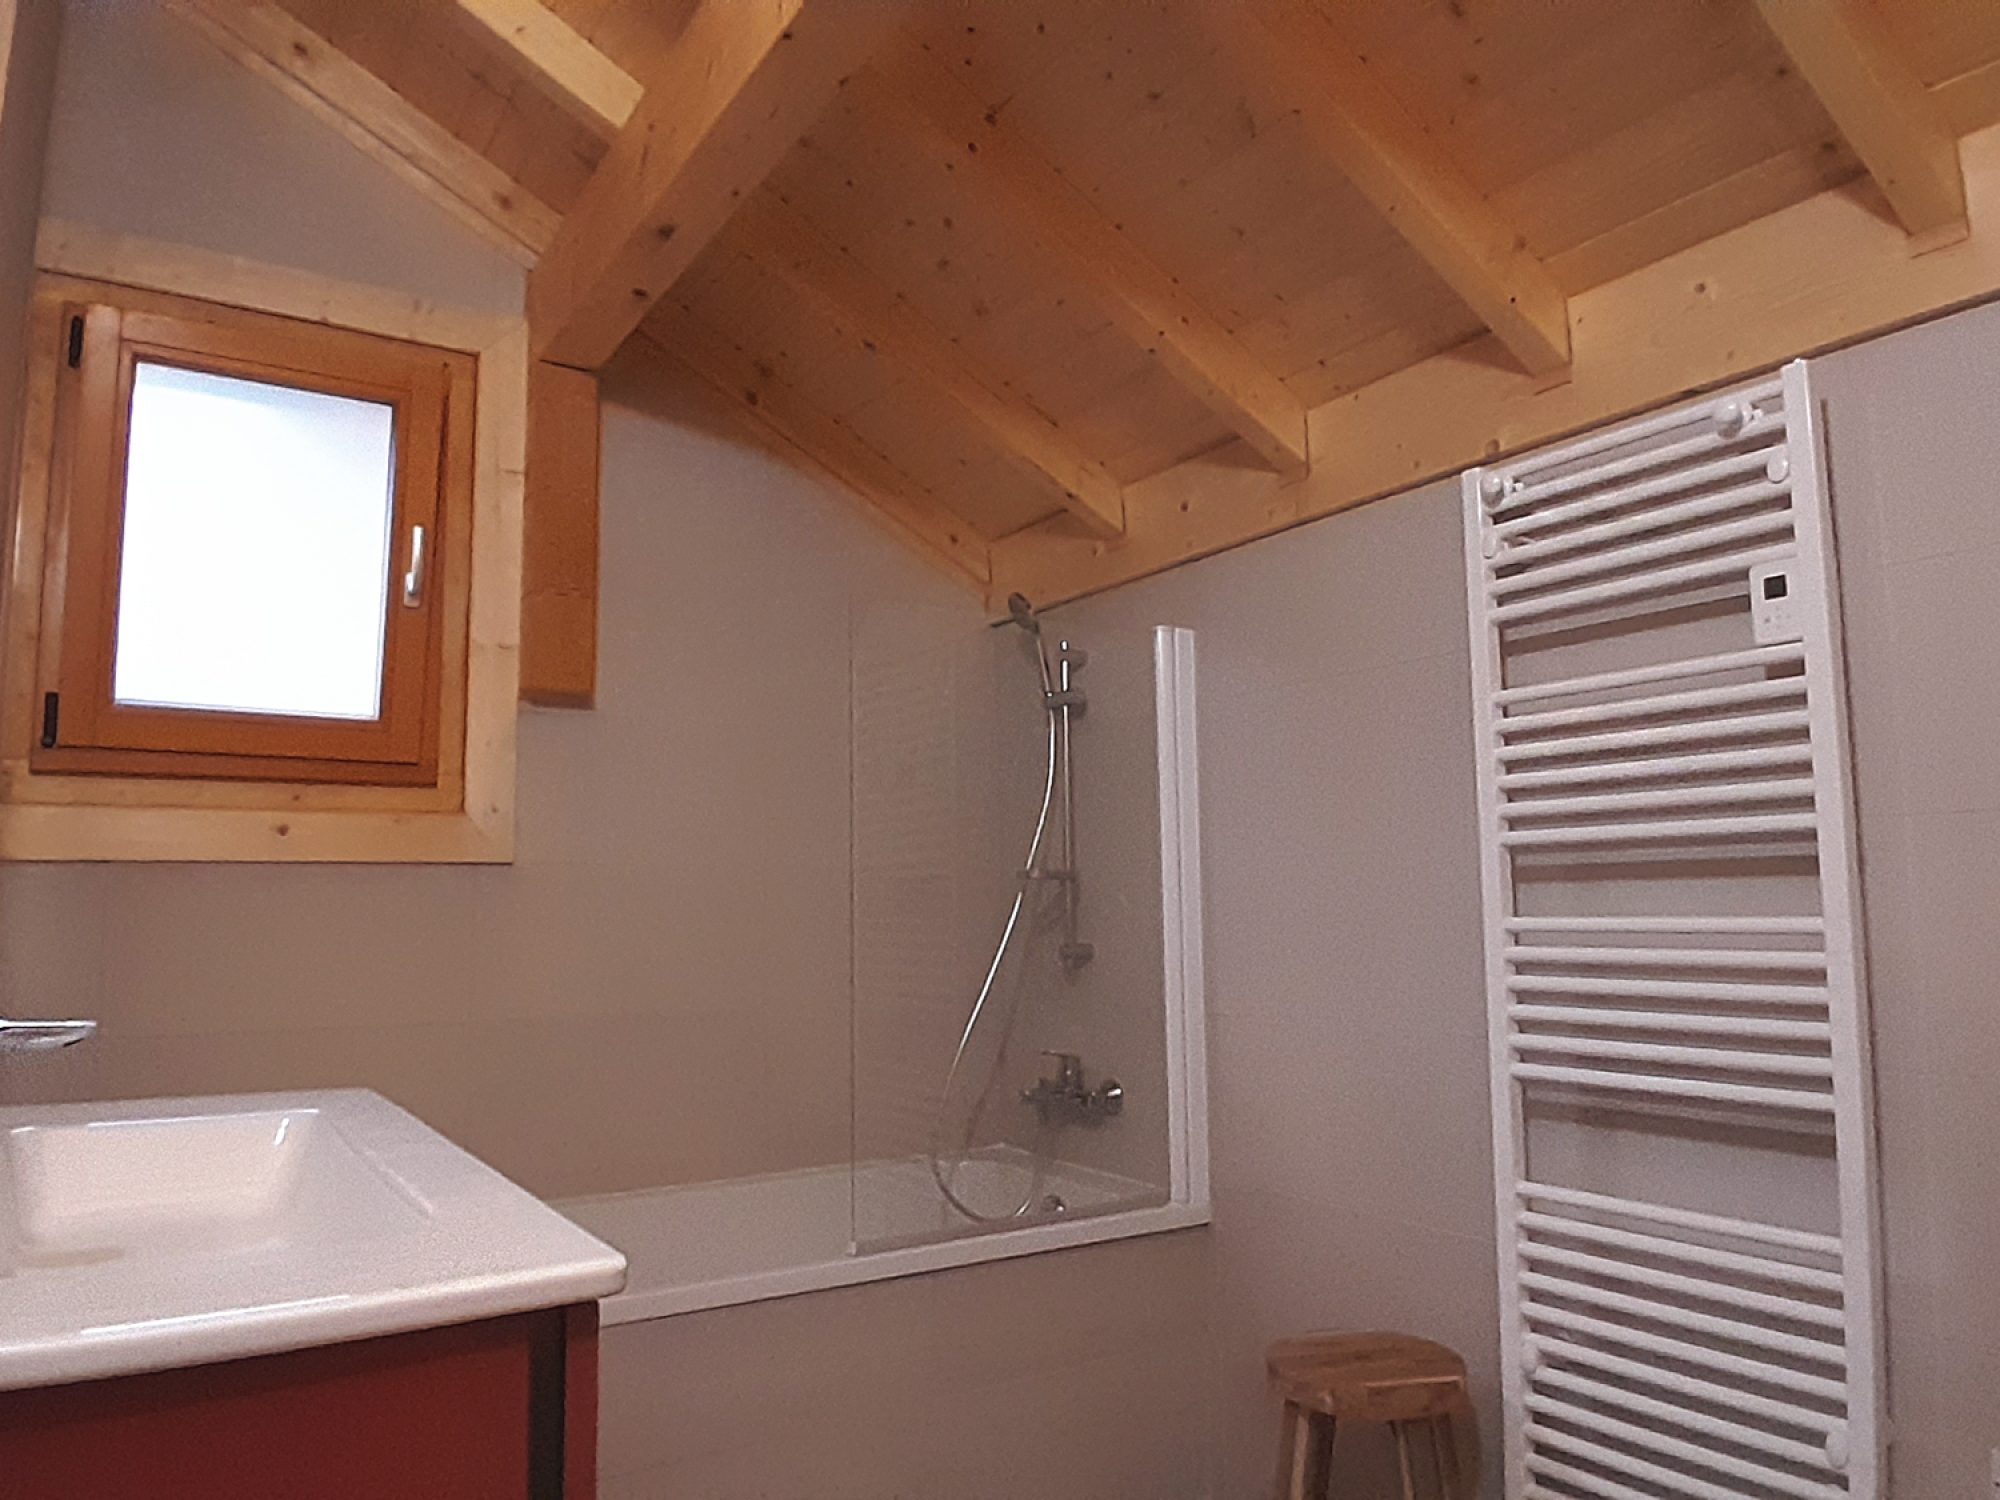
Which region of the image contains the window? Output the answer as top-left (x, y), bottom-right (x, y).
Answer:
top-left (31, 288), bottom-right (473, 786)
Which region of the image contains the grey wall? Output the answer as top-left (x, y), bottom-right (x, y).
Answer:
top-left (10, 3), bottom-right (2000, 1496)
top-left (599, 1228), bottom-right (1212, 1500)
top-left (0, 0), bottom-right (979, 1202)
top-left (0, 0), bottom-right (60, 499)
top-left (1046, 295), bottom-right (2000, 1496)
top-left (1811, 303), bottom-right (2000, 1495)
top-left (40, 0), bottom-right (520, 316)
top-left (0, 363), bottom-right (981, 1200)
top-left (1050, 481), bottom-right (1500, 1496)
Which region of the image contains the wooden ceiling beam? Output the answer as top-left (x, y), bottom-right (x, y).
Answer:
top-left (642, 308), bottom-right (992, 590)
top-left (452, 0), bottom-right (640, 137)
top-left (461, 1), bottom-right (1120, 539)
top-left (990, 114), bottom-right (2000, 610)
top-left (736, 194), bottom-right (1125, 538)
top-left (521, 360), bottom-right (600, 708)
top-left (166, 1), bottom-right (559, 264)
top-left (857, 36), bottom-right (1310, 481)
top-left (1753, 0), bottom-right (1966, 243)
top-left (1223, 0), bottom-right (1570, 377)
top-left (527, 0), bottom-right (906, 370)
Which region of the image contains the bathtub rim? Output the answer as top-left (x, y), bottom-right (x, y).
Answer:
top-left (574, 1186), bottom-right (1210, 1327)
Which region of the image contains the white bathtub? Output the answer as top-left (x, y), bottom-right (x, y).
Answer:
top-left (563, 628), bottom-right (1214, 1329)
top-left (560, 1149), bottom-right (1209, 1326)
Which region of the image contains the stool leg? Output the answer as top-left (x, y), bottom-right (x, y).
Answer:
top-left (1274, 1403), bottom-right (1338, 1500)
top-left (1430, 1413), bottom-right (1464, 1500)
top-left (1277, 1401), bottom-right (1335, 1500)
top-left (1392, 1421), bottom-right (1418, 1500)
top-left (1302, 1412), bottom-right (1335, 1500)
top-left (1275, 1400), bottom-right (1302, 1500)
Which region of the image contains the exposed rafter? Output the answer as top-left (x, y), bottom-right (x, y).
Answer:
top-left (1753, 0), bottom-right (1967, 243)
top-left (452, 0), bottom-right (640, 137)
top-left (171, 0), bottom-right (2000, 621)
top-left (1221, 0), bottom-right (1571, 377)
top-left (642, 307), bottom-right (993, 588)
top-left (458, 0), bottom-right (1123, 538)
top-left (991, 114), bottom-right (2000, 610)
top-left (167, 0), bottom-right (559, 263)
top-left (528, 0), bottom-right (906, 370)
top-left (857, 36), bottom-right (1311, 481)
top-left (737, 194), bottom-right (1125, 538)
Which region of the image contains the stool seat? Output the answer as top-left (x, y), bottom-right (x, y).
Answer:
top-left (1266, 1331), bottom-right (1474, 1500)
top-left (1267, 1331), bottom-right (1470, 1423)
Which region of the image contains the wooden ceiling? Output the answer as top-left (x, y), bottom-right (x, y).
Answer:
top-left (165, 0), bottom-right (2000, 618)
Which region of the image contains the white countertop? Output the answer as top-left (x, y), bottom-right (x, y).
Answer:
top-left (0, 1089), bottom-right (626, 1391)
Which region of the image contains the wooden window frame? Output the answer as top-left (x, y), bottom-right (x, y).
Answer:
top-left (33, 292), bottom-right (472, 786)
top-left (0, 224), bottom-right (525, 863)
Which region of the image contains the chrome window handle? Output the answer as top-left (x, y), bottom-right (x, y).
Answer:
top-left (0, 1017), bottom-right (96, 1052)
top-left (401, 524), bottom-right (428, 608)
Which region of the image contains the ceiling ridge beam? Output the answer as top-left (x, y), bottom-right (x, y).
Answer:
top-left (166, 0), bottom-right (559, 265)
top-left (736, 193), bottom-right (1125, 538)
top-left (528, 0), bottom-right (907, 370)
top-left (1753, 0), bottom-right (1966, 244)
top-left (640, 309), bottom-right (992, 589)
top-left (1224, 0), bottom-right (1570, 377)
top-left (857, 35), bottom-right (1310, 481)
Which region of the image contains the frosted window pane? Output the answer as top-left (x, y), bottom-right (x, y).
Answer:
top-left (113, 362), bottom-right (396, 721)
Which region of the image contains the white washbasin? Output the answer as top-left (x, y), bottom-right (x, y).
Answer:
top-left (0, 1090), bottom-right (625, 1391)
top-left (3, 1107), bottom-right (418, 1265)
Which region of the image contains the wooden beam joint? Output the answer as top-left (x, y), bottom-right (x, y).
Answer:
top-left (1226, 0), bottom-right (1571, 377)
top-left (859, 37), bottom-right (1310, 480)
top-left (528, 0), bottom-right (907, 369)
top-left (1754, 0), bottom-right (1967, 243)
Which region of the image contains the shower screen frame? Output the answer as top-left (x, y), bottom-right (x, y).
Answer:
top-left (846, 623), bottom-right (1211, 1261)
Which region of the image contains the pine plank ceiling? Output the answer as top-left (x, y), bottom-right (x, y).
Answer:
top-left (166, 0), bottom-right (2000, 606)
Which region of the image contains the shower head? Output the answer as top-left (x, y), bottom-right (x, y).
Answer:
top-left (1005, 593), bottom-right (1041, 635)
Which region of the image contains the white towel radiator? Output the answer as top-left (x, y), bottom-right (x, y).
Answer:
top-left (1461, 360), bottom-right (1884, 1500)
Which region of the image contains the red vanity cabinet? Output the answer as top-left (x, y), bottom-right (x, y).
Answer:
top-left (0, 1302), bottom-right (598, 1500)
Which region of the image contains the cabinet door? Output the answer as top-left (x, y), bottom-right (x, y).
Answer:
top-left (0, 1305), bottom-right (596, 1500)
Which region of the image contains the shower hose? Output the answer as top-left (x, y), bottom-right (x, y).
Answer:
top-left (925, 641), bottom-right (1063, 1223)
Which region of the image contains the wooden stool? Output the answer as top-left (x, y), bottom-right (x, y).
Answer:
top-left (1267, 1332), bottom-right (1474, 1500)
